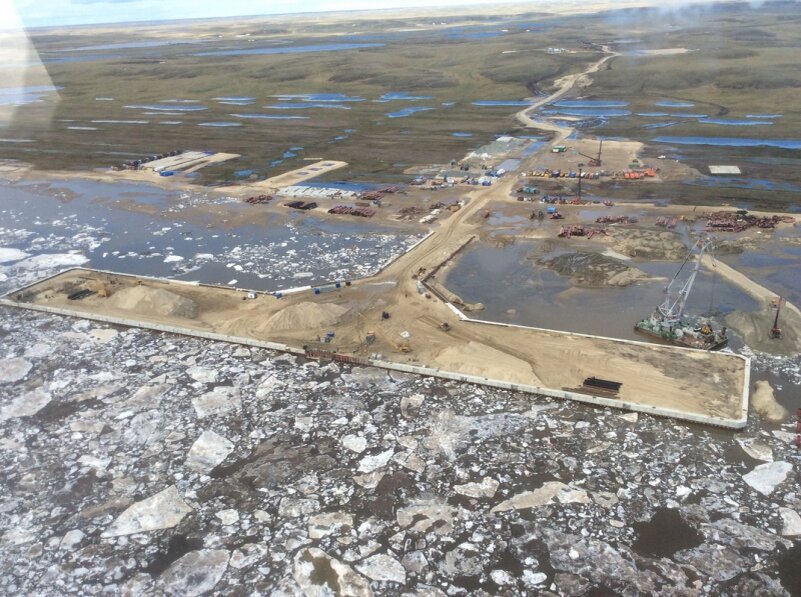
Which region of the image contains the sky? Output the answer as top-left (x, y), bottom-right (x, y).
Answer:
top-left (7, 0), bottom-right (514, 28)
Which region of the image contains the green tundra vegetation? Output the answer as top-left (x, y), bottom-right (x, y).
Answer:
top-left (4, 0), bottom-right (801, 208)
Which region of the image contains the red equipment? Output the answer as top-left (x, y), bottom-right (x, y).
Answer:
top-left (770, 296), bottom-right (783, 339)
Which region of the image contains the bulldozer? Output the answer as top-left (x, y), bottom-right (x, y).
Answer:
top-left (396, 339), bottom-right (412, 353)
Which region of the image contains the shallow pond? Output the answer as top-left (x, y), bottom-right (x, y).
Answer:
top-left (444, 240), bottom-right (759, 341)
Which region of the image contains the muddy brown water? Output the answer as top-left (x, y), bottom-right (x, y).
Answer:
top-left (444, 240), bottom-right (758, 342)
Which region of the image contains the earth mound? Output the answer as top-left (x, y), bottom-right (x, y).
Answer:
top-left (608, 229), bottom-right (688, 260)
top-left (536, 252), bottom-right (649, 287)
top-left (434, 341), bottom-right (542, 386)
top-left (265, 302), bottom-right (347, 331)
top-left (106, 286), bottom-right (199, 319)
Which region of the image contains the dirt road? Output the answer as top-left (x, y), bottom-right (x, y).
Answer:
top-left (514, 45), bottom-right (620, 144)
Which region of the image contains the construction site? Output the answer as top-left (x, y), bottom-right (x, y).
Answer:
top-left (7, 4), bottom-right (801, 595)
top-left (9, 45), bottom-right (801, 430)
top-left (10, 134), bottom-right (787, 428)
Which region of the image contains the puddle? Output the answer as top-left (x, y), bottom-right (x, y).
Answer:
top-left (472, 100), bottom-right (531, 107)
top-left (124, 104), bottom-right (206, 112)
top-left (376, 92), bottom-right (433, 101)
top-left (385, 107), bottom-right (434, 118)
top-left (553, 100), bottom-right (629, 108)
top-left (193, 43), bottom-right (384, 57)
top-left (653, 136), bottom-right (801, 149)
top-left (279, 93), bottom-right (366, 103)
top-left (542, 108), bottom-right (631, 117)
top-left (522, 141), bottom-right (546, 155)
top-left (91, 120), bottom-right (149, 124)
top-left (264, 103), bottom-right (350, 110)
top-left (655, 100), bottom-right (695, 108)
top-left (643, 122), bottom-right (678, 129)
top-left (746, 114), bottom-right (782, 119)
top-left (452, 132), bottom-right (473, 137)
top-left (214, 96), bottom-right (254, 101)
top-left (636, 112), bottom-right (670, 117)
top-left (700, 118), bottom-right (773, 126)
top-left (496, 159), bottom-right (521, 171)
top-left (198, 122), bottom-right (242, 127)
top-left (230, 114), bottom-right (309, 120)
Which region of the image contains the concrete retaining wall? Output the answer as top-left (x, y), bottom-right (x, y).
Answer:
top-left (368, 358), bottom-right (748, 430)
top-left (0, 299), bottom-right (306, 357)
top-left (417, 273), bottom-right (751, 429)
top-left (0, 295), bottom-right (748, 429)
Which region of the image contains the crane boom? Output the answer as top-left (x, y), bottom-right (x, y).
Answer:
top-left (656, 236), bottom-right (712, 327)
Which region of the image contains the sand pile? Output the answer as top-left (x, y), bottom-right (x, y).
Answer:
top-left (434, 341), bottom-right (542, 386)
top-left (106, 286), bottom-right (199, 319)
top-left (750, 380), bottom-right (788, 423)
top-left (265, 302), bottom-right (347, 331)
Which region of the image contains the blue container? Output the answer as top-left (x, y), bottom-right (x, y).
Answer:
top-left (273, 291), bottom-right (283, 298)
top-left (160, 170), bottom-right (175, 177)
top-left (314, 288), bottom-right (321, 295)
top-left (547, 206), bottom-right (557, 213)
top-left (335, 281), bottom-right (341, 289)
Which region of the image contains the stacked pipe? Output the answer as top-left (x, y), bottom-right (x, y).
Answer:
top-left (329, 205), bottom-right (375, 217)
